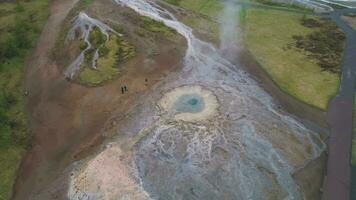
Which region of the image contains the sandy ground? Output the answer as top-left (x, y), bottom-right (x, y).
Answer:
top-left (68, 144), bottom-right (149, 200)
top-left (13, 0), bottom-right (186, 199)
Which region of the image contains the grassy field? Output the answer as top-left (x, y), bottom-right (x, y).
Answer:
top-left (0, 0), bottom-right (49, 199)
top-left (164, 0), bottom-right (341, 110)
top-left (77, 15), bottom-right (175, 86)
top-left (244, 9), bottom-right (340, 109)
top-left (79, 33), bottom-right (136, 86)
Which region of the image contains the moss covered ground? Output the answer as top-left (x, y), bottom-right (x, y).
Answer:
top-left (244, 9), bottom-right (341, 109)
top-left (0, 0), bottom-right (50, 199)
top-left (76, 14), bottom-right (176, 86)
top-left (141, 16), bottom-right (175, 37)
top-left (78, 27), bottom-right (136, 86)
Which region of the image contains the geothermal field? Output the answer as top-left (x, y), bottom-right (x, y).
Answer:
top-left (61, 0), bottom-right (326, 199)
top-left (8, 0), bottom-right (350, 199)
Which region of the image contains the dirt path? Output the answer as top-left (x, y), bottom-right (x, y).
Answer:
top-left (13, 0), bottom-right (80, 199)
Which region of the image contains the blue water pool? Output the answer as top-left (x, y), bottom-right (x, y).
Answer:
top-left (172, 94), bottom-right (205, 114)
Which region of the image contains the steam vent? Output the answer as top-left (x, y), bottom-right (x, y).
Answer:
top-left (158, 85), bottom-right (219, 122)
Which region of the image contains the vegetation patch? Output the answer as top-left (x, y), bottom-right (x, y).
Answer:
top-left (244, 8), bottom-right (340, 109)
top-left (78, 27), bottom-right (136, 86)
top-left (0, 0), bottom-right (49, 199)
top-left (164, 0), bottom-right (182, 6)
top-left (164, 0), bottom-right (223, 17)
top-left (140, 16), bottom-right (175, 37)
top-left (254, 0), bottom-right (312, 12)
top-left (81, 0), bottom-right (94, 6)
top-left (292, 17), bottom-right (345, 73)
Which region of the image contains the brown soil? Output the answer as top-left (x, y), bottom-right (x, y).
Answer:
top-left (293, 153), bottom-right (327, 200)
top-left (13, 0), bottom-right (186, 199)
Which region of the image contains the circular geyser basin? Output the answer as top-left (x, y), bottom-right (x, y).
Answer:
top-left (159, 85), bottom-right (219, 122)
top-left (173, 93), bottom-right (205, 114)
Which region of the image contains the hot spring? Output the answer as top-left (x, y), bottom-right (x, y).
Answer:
top-left (159, 85), bottom-right (219, 122)
top-left (173, 94), bottom-right (205, 113)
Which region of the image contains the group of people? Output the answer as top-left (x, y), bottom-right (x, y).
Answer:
top-left (121, 79), bottom-right (149, 94)
top-left (121, 85), bottom-right (128, 94)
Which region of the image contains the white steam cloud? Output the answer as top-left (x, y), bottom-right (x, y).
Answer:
top-left (219, 0), bottom-right (241, 51)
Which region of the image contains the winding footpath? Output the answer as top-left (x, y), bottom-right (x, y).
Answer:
top-left (322, 8), bottom-right (356, 200)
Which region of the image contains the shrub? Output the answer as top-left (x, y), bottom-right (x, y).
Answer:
top-left (15, 3), bottom-right (25, 13)
top-left (89, 27), bottom-right (106, 48)
top-left (293, 18), bottom-right (345, 73)
top-left (0, 18), bottom-right (32, 65)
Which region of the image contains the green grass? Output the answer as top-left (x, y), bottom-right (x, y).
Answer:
top-left (78, 15), bottom-right (176, 86)
top-left (75, 12), bottom-right (176, 86)
top-left (0, 146), bottom-right (26, 200)
top-left (81, 0), bottom-right (93, 6)
top-left (0, 1), bottom-right (49, 199)
top-left (79, 34), bottom-right (136, 86)
top-left (141, 16), bottom-right (175, 37)
top-left (244, 8), bottom-right (340, 109)
top-left (178, 0), bottom-right (224, 17)
top-left (164, 0), bottom-right (182, 6)
top-left (254, 0), bottom-right (312, 11)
